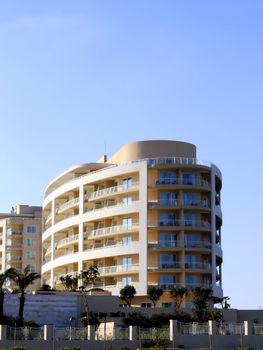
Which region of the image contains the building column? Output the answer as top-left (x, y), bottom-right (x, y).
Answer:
top-left (43, 324), bottom-right (53, 341)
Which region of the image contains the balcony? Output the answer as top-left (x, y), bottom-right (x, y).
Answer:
top-left (56, 234), bottom-right (79, 249)
top-left (86, 223), bottom-right (139, 239)
top-left (152, 177), bottom-right (210, 188)
top-left (6, 243), bottom-right (22, 250)
top-left (150, 219), bottom-right (211, 230)
top-left (148, 199), bottom-right (210, 209)
top-left (6, 256), bottom-right (22, 262)
top-left (98, 264), bottom-right (139, 275)
top-left (184, 262), bottom-right (211, 270)
top-left (148, 262), bottom-right (183, 270)
top-left (86, 200), bottom-right (139, 213)
top-left (56, 197), bottom-right (79, 214)
top-left (148, 240), bottom-right (212, 250)
top-left (7, 230), bottom-right (22, 236)
top-left (87, 182), bottom-right (139, 201)
top-left (86, 241), bottom-right (137, 251)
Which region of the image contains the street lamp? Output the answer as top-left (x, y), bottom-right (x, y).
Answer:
top-left (69, 316), bottom-right (75, 340)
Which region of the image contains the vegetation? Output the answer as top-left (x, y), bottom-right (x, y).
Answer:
top-left (147, 286), bottom-right (164, 307)
top-left (79, 266), bottom-right (100, 289)
top-left (120, 285), bottom-right (136, 307)
top-left (191, 286), bottom-right (221, 322)
top-left (59, 274), bottom-right (78, 291)
top-left (37, 283), bottom-right (54, 291)
top-left (0, 267), bottom-right (17, 324)
top-left (170, 287), bottom-right (188, 309)
top-left (9, 266), bottom-right (40, 324)
top-left (2, 346), bottom-right (26, 350)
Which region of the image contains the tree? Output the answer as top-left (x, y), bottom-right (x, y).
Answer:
top-left (10, 266), bottom-right (40, 324)
top-left (191, 286), bottom-right (213, 322)
top-left (79, 266), bottom-right (100, 289)
top-left (147, 286), bottom-right (163, 307)
top-left (170, 287), bottom-right (188, 309)
top-left (0, 268), bottom-right (17, 323)
top-left (59, 274), bottom-right (78, 291)
top-left (120, 285), bottom-right (136, 307)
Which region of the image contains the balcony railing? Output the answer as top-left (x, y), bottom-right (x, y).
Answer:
top-left (86, 200), bottom-right (139, 213)
top-left (152, 177), bottom-right (210, 188)
top-left (56, 234), bottom-right (79, 249)
top-left (145, 157), bottom-right (212, 167)
top-left (148, 199), bottom-right (210, 208)
top-left (98, 264), bottom-right (139, 275)
top-left (86, 223), bottom-right (139, 239)
top-left (7, 230), bottom-right (22, 236)
top-left (6, 256), bottom-right (22, 262)
top-left (88, 182), bottom-right (139, 200)
top-left (6, 243), bottom-right (22, 249)
top-left (86, 241), bottom-right (137, 251)
top-left (54, 271), bottom-right (79, 283)
top-left (148, 241), bottom-right (211, 249)
top-left (56, 197), bottom-right (79, 214)
top-left (149, 261), bottom-right (211, 271)
top-left (154, 220), bottom-right (211, 229)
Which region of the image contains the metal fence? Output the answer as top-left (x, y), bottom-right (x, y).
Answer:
top-left (7, 326), bottom-right (44, 340)
top-left (217, 323), bottom-right (244, 335)
top-left (178, 322), bottom-right (209, 335)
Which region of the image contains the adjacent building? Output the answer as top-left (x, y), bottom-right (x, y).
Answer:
top-left (0, 204), bottom-right (42, 290)
top-left (41, 140), bottom-right (223, 306)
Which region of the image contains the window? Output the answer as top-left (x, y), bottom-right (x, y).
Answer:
top-left (160, 193), bottom-right (177, 206)
top-left (123, 196), bottom-right (132, 205)
top-left (122, 236), bottom-right (132, 245)
top-left (185, 275), bottom-right (197, 289)
top-left (26, 264), bottom-right (35, 272)
top-left (26, 251), bottom-right (35, 259)
top-left (159, 233), bottom-right (177, 247)
top-left (184, 214), bottom-right (196, 227)
top-left (162, 302), bottom-right (176, 308)
top-left (26, 226), bottom-right (37, 234)
top-left (122, 257), bottom-right (132, 272)
top-left (26, 239), bottom-right (36, 247)
top-left (122, 217), bottom-right (132, 229)
top-left (182, 173), bottom-right (196, 185)
top-left (122, 177), bottom-right (132, 190)
top-left (160, 254), bottom-right (177, 268)
top-left (185, 234), bottom-right (198, 248)
top-left (185, 255), bottom-right (198, 268)
top-left (122, 276), bottom-right (132, 286)
top-left (160, 275), bottom-right (176, 290)
top-left (183, 193), bottom-right (197, 206)
top-left (159, 213), bottom-right (177, 226)
top-left (141, 303), bottom-right (152, 308)
top-left (159, 172), bottom-right (176, 184)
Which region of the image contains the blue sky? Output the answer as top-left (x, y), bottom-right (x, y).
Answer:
top-left (0, 0), bottom-right (263, 309)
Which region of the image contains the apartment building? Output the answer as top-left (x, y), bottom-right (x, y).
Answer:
top-left (42, 140), bottom-right (223, 306)
top-left (0, 205), bottom-right (42, 290)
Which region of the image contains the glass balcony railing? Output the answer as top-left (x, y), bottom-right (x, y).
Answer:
top-left (86, 241), bottom-right (137, 251)
top-left (86, 223), bottom-right (139, 239)
top-left (148, 240), bottom-right (211, 249)
top-left (98, 264), bottom-right (139, 275)
top-left (149, 261), bottom-right (211, 271)
top-left (148, 199), bottom-right (210, 208)
top-left (156, 220), bottom-right (211, 229)
top-left (154, 177), bottom-right (210, 188)
top-left (55, 234), bottom-right (79, 249)
top-left (56, 197), bottom-right (79, 214)
top-left (87, 182), bottom-right (139, 200)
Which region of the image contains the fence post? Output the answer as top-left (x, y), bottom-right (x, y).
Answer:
top-left (169, 319), bottom-right (178, 341)
top-left (208, 320), bottom-right (216, 335)
top-left (0, 325), bottom-right (7, 340)
top-left (87, 325), bottom-right (95, 340)
top-left (244, 321), bottom-right (252, 336)
top-left (43, 324), bottom-right (53, 341)
top-left (129, 325), bottom-right (137, 341)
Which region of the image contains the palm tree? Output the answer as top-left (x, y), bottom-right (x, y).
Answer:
top-left (10, 266), bottom-right (40, 324)
top-left (79, 265), bottom-right (100, 289)
top-left (120, 285), bottom-right (136, 307)
top-left (170, 287), bottom-right (188, 309)
top-left (147, 286), bottom-right (163, 307)
top-left (0, 268), bottom-right (17, 323)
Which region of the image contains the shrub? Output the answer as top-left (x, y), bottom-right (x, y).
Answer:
top-left (56, 347), bottom-right (81, 350)
top-left (2, 346), bottom-right (26, 350)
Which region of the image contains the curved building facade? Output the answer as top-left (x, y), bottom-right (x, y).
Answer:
top-left (42, 140), bottom-right (223, 306)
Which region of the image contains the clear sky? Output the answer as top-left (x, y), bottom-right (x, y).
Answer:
top-left (0, 0), bottom-right (263, 309)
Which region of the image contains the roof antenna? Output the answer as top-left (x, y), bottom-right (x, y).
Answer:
top-left (104, 141), bottom-right (107, 163)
